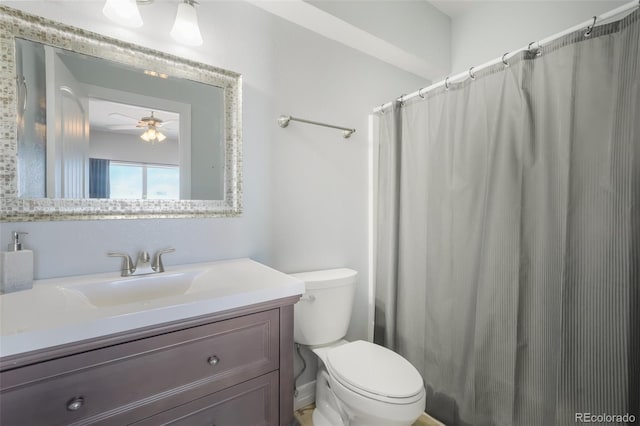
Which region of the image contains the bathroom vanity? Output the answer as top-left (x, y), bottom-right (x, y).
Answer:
top-left (0, 259), bottom-right (304, 426)
top-left (0, 7), bottom-right (303, 424)
top-left (0, 7), bottom-right (304, 424)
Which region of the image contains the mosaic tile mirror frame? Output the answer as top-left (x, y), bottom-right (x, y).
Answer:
top-left (0, 6), bottom-right (242, 221)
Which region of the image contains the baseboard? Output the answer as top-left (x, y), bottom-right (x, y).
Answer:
top-left (294, 380), bottom-right (316, 411)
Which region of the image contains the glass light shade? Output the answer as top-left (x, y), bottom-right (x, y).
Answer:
top-left (140, 127), bottom-right (166, 143)
top-left (170, 2), bottom-right (203, 46)
top-left (140, 129), bottom-right (152, 142)
top-left (102, 0), bottom-right (143, 28)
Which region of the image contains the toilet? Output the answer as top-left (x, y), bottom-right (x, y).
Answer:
top-left (292, 268), bottom-right (426, 426)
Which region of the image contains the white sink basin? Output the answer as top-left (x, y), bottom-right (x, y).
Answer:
top-left (61, 271), bottom-right (202, 307)
top-left (0, 258), bottom-right (304, 358)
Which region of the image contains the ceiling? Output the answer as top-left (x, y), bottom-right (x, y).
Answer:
top-left (248, 0), bottom-right (449, 80)
top-left (89, 99), bottom-right (180, 140)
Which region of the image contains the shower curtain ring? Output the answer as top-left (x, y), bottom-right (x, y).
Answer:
top-left (380, 103), bottom-right (386, 114)
top-left (398, 94), bottom-right (406, 106)
top-left (502, 52), bottom-right (510, 67)
top-left (468, 67), bottom-right (476, 80)
top-left (418, 88), bottom-right (425, 99)
top-left (584, 16), bottom-right (597, 37)
top-left (444, 77), bottom-right (450, 90)
top-left (528, 41), bottom-right (542, 56)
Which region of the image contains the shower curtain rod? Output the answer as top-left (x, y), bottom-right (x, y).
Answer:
top-left (373, 0), bottom-right (640, 114)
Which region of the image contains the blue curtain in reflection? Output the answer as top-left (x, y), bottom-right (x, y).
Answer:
top-left (89, 158), bottom-right (110, 199)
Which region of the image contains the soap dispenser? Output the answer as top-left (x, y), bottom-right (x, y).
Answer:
top-left (0, 231), bottom-right (34, 294)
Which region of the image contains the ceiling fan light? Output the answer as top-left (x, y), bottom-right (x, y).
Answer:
top-left (170, 1), bottom-right (203, 46)
top-left (103, 0), bottom-right (143, 28)
top-left (140, 124), bottom-right (166, 143)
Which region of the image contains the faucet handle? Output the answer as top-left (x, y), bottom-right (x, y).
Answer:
top-left (107, 252), bottom-right (134, 276)
top-left (152, 248), bottom-right (175, 272)
top-left (137, 251), bottom-right (151, 263)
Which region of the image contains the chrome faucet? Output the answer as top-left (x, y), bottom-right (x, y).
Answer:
top-left (152, 248), bottom-right (175, 273)
top-left (108, 248), bottom-right (175, 277)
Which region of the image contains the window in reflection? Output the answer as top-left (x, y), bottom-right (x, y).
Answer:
top-left (109, 162), bottom-right (179, 200)
top-left (147, 165), bottom-right (180, 200)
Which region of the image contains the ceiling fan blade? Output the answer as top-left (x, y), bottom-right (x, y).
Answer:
top-left (106, 124), bottom-right (138, 130)
top-left (107, 112), bottom-right (139, 123)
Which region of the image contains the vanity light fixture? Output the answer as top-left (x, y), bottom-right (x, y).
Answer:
top-left (102, 0), bottom-right (203, 47)
top-left (102, 0), bottom-right (144, 28)
top-left (170, 0), bottom-right (203, 47)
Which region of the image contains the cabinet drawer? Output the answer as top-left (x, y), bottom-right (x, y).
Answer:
top-left (0, 309), bottom-right (279, 426)
top-left (132, 371), bottom-right (279, 426)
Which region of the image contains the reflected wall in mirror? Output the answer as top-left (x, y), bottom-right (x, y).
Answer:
top-left (1, 6), bottom-right (242, 221)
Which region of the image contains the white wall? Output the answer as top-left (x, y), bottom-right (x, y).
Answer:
top-left (449, 0), bottom-right (627, 72)
top-left (90, 131), bottom-right (179, 165)
top-left (1, 1), bottom-right (427, 349)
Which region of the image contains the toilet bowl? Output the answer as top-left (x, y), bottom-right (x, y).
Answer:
top-left (292, 269), bottom-right (425, 426)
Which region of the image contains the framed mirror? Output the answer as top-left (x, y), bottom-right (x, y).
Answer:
top-left (0, 6), bottom-right (242, 221)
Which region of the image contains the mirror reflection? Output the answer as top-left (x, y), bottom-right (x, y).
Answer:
top-left (89, 101), bottom-right (181, 200)
top-left (16, 37), bottom-right (225, 201)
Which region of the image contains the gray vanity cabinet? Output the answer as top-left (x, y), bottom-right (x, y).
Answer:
top-left (0, 297), bottom-right (297, 426)
top-left (132, 371), bottom-right (280, 426)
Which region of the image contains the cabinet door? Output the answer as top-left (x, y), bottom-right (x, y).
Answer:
top-left (132, 371), bottom-right (279, 426)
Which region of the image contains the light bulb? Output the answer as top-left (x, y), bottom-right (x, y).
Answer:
top-left (102, 0), bottom-right (143, 28)
top-left (170, 1), bottom-right (203, 46)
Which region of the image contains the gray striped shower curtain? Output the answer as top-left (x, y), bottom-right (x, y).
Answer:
top-left (375, 9), bottom-right (639, 426)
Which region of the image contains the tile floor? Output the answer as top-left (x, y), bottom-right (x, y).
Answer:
top-left (294, 404), bottom-right (445, 426)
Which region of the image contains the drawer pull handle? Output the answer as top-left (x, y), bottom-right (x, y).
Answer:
top-left (207, 355), bottom-right (220, 366)
top-left (67, 397), bottom-right (84, 411)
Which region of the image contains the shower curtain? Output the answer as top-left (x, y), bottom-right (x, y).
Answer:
top-left (375, 9), bottom-right (639, 426)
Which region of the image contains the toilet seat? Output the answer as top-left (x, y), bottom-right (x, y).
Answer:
top-left (326, 340), bottom-right (424, 404)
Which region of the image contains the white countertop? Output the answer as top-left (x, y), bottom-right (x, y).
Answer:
top-left (0, 258), bottom-right (304, 358)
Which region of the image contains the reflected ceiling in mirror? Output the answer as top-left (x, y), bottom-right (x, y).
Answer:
top-left (0, 6), bottom-right (242, 221)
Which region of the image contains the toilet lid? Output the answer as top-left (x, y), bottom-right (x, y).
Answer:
top-left (326, 340), bottom-right (424, 399)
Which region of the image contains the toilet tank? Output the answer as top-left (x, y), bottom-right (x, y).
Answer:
top-left (291, 268), bottom-right (357, 346)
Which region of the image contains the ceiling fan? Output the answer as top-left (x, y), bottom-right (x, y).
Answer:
top-left (107, 111), bottom-right (176, 143)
